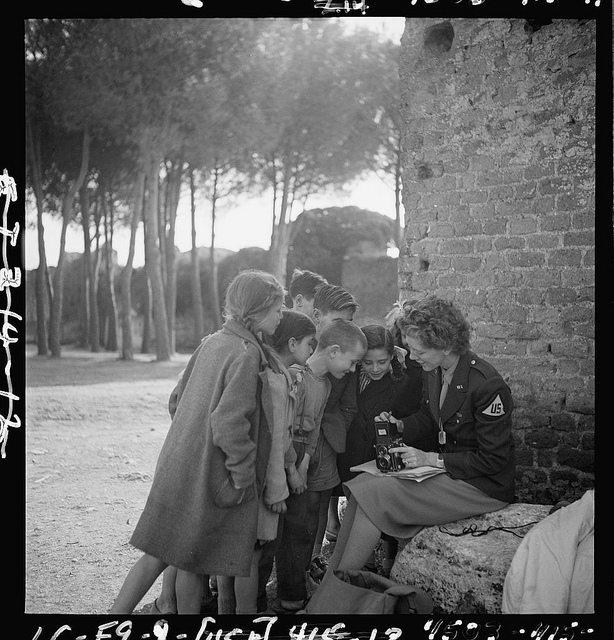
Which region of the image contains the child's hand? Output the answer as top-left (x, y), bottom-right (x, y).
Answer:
top-left (268, 500), bottom-right (287, 514)
top-left (287, 468), bottom-right (306, 494)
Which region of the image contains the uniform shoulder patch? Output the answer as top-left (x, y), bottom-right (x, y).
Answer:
top-left (482, 394), bottom-right (506, 416)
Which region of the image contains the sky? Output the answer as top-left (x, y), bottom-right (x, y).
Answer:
top-left (24, 17), bottom-right (406, 270)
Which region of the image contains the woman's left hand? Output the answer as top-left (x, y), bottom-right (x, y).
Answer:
top-left (389, 445), bottom-right (437, 469)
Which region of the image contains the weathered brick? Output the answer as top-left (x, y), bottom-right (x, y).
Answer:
top-left (570, 211), bottom-right (595, 230)
top-left (514, 182), bottom-right (538, 199)
top-left (493, 236), bottom-right (526, 250)
top-left (492, 305), bottom-right (528, 323)
top-left (450, 256), bottom-right (483, 271)
top-left (541, 213), bottom-right (571, 231)
top-left (524, 162), bottom-right (556, 179)
top-left (556, 192), bottom-right (592, 211)
top-left (557, 447), bottom-right (594, 473)
top-left (563, 230), bottom-right (595, 246)
top-left (438, 273), bottom-right (465, 287)
top-left (525, 428), bottom-right (559, 449)
top-left (557, 359), bottom-right (581, 375)
top-left (494, 200), bottom-right (535, 217)
top-left (482, 219), bottom-right (507, 235)
top-left (493, 341), bottom-right (527, 357)
top-left (548, 249), bottom-right (583, 267)
top-left (509, 218), bottom-right (539, 234)
top-left (508, 251), bottom-right (546, 268)
top-left (440, 238), bottom-right (474, 254)
top-left (545, 287), bottom-right (578, 305)
top-left (520, 269), bottom-right (561, 288)
top-left (459, 190), bottom-right (489, 204)
top-left (582, 248), bottom-right (595, 266)
top-left (487, 185), bottom-right (514, 201)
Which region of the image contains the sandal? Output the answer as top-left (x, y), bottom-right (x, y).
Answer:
top-left (308, 555), bottom-right (328, 584)
top-left (324, 529), bottom-right (338, 543)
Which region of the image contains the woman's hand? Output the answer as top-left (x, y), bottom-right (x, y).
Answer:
top-left (375, 412), bottom-right (404, 434)
top-left (389, 445), bottom-right (438, 469)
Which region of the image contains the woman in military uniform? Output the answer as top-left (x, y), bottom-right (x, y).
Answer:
top-left (325, 295), bottom-right (516, 573)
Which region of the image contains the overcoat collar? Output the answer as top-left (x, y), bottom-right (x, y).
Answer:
top-left (223, 319), bottom-right (276, 434)
top-left (359, 371), bottom-right (394, 403)
top-left (427, 352), bottom-right (471, 423)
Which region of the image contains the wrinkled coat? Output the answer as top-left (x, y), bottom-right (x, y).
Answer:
top-left (130, 320), bottom-right (273, 577)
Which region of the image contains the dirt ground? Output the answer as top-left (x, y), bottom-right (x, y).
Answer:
top-left (25, 345), bottom-right (339, 615)
top-left (26, 345), bottom-right (195, 614)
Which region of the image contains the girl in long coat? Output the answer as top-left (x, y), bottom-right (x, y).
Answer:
top-left (109, 270), bottom-right (285, 614)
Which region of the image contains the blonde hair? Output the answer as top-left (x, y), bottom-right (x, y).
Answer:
top-left (223, 269), bottom-right (285, 332)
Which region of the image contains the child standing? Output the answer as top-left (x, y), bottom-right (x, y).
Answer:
top-left (288, 268), bottom-right (328, 318)
top-left (337, 324), bottom-right (422, 575)
top-left (109, 269), bottom-right (285, 614)
top-left (218, 309), bottom-right (318, 614)
top-left (274, 319), bottom-right (367, 612)
top-left (309, 284), bottom-right (360, 562)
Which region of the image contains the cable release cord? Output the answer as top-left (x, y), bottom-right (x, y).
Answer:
top-left (438, 521), bottom-right (541, 538)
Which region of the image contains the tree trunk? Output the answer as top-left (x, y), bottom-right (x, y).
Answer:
top-left (209, 166), bottom-right (223, 329)
top-left (26, 115), bottom-right (50, 355)
top-left (119, 168), bottom-right (145, 360)
top-left (103, 194), bottom-right (118, 351)
top-left (90, 196), bottom-right (102, 352)
top-left (268, 166), bottom-right (293, 284)
top-left (164, 160), bottom-right (182, 355)
top-left (189, 169), bottom-right (206, 342)
top-left (48, 129), bottom-right (91, 358)
top-left (78, 182), bottom-right (91, 349)
top-left (143, 152), bottom-right (171, 361)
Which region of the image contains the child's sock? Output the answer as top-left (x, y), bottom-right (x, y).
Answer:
top-left (216, 576), bottom-right (236, 614)
top-left (217, 596), bottom-right (236, 614)
top-left (235, 605), bottom-right (258, 614)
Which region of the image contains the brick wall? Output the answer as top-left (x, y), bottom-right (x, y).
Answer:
top-left (398, 18), bottom-right (595, 504)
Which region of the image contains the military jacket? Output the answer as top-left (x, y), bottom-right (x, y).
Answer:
top-left (401, 351), bottom-right (515, 502)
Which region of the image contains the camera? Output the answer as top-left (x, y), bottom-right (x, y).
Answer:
top-left (374, 421), bottom-right (405, 472)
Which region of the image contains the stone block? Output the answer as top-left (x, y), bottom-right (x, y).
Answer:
top-left (390, 503), bottom-right (552, 614)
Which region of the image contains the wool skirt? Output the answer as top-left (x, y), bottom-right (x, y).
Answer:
top-left (344, 471), bottom-right (509, 540)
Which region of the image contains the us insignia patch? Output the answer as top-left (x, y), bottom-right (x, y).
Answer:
top-left (482, 394), bottom-right (505, 416)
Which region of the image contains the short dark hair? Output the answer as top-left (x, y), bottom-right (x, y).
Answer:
top-left (266, 309), bottom-right (316, 354)
top-left (317, 319), bottom-right (367, 353)
top-left (398, 295), bottom-right (471, 355)
top-left (313, 283), bottom-right (358, 315)
top-left (289, 269), bottom-right (328, 300)
top-left (360, 324), bottom-right (404, 380)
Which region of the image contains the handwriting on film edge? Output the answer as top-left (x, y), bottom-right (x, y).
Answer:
top-left (29, 616), bottom-right (595, 640)
top-left (0, 168), bottom-right (21, 459)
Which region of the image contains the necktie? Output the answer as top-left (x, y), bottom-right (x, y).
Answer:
top-left (439, 369), bottom-right (450, 409)
top-left (438, 368), bottom-right (449, 446)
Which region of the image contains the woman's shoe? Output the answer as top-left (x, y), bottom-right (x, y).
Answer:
top-left (308, 555), bottom-right (328, 584)
top-left (324, 529), bottom-right (338, 543)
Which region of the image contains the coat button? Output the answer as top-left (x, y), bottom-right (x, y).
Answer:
top-left (471, 359), bottom-right (476, 365)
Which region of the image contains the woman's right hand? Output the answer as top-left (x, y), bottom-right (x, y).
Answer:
top-left (376, 412), bottom-right (402, 427)
top-left (214, 477), bottom-right (255, 508)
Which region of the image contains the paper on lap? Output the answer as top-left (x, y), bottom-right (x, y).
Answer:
top-left (349, 459), bottom-right (446, 482)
